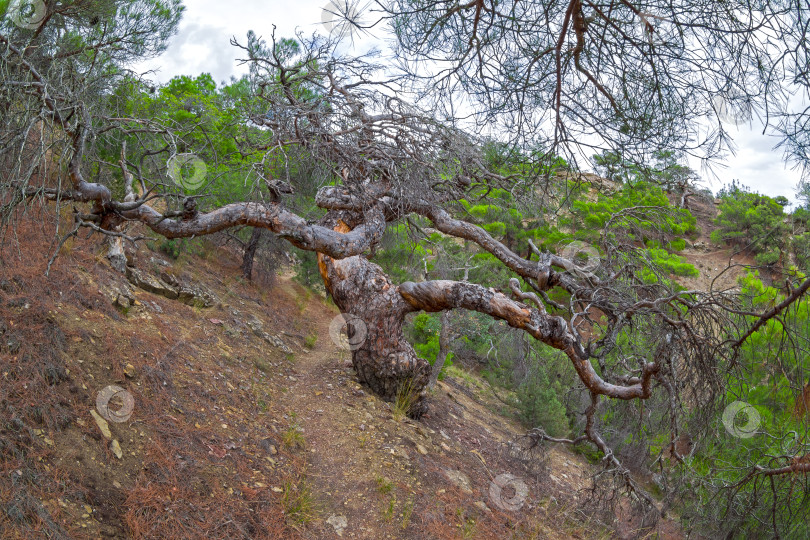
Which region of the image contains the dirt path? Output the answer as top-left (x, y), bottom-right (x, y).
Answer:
top-left (270, 280), bottom-right (426, 538)
top-left (271, 278), bottom-right (606, 539)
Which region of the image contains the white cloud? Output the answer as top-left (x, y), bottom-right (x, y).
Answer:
top-left (692, 120), bottom-right (803, 204)
top-left (133, 0), bottom-right (381, 84)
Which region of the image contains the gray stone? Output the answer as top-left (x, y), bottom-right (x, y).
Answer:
top-left (100, 282), bottom-right (136, 310)
top-left (149, 257), bottom-right (171, 268)
top-left (326, 515), bottom-right (348, 537)
top-left (125, 267), bottom-right (218, 307)
top-left (247, 318), bottom-right (264, 336)
top-left (261, 332), bottom-right (292, 353)
top-left (126, 267), bottom-right (178, 299)
top-left (161, 272), bottom-right (218, 307)
top-left (443, 469), bottom-right (473, 493)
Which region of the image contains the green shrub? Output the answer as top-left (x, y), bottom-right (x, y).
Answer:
top-left (515, 369), bottom-right (570, 438)
top-left (668, 238), bottom-right (686, 251)
top-left (482, 221), bottom-right (506, 236)
top-left (712, 182), bottom-right (788, 262)
top-left (792, 233), bottom-right (810, 272)
top-left (792, 206), bottom-right (810, 225)
top-left (754, 250), bottom-right (780, 266)
top-left (157, 238), bottom-right (183, 259)
top-left (408, 313), bottom-right (454, 378)
top-left (572, 442), bottom-right (605, 464)
top-left (646, 248), bottom-right (699, 277)
top-left (291, 248), bottom-right (323, 289)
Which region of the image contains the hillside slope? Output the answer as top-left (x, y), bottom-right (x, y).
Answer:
top-left (0, 212), bottom-right (687, 539)
top-left (671, 193), bottom-right (756, 292)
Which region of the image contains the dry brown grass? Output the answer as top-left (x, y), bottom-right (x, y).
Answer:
top-left (0, 208), bottom-right (306, 538)
top-left (123, 442), bottom-right (290, 539)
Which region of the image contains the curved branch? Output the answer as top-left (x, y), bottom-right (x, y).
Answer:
top-left (318, 191), bottom-right (591, 294)
top-left (398, 279), bottom-right (659, 400)
top-left (732, 275), bottom-right (810, 347)
top-left (413, 203), bottom-right (596, 295)
top-left (122, 201), bottom-right (385, 259)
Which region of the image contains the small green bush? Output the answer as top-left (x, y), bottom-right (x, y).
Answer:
top-left (712, 182), bottom-right (788, 261)
top-left (157, 238), bottom-right (183, 259)
top-left (408, 313), bottom-right (454, 378)
top-left (646, 248), bottom-right (699, 277)
top-left (668, 238), bottom-right (686, 251)
top-left (515, 369), bottom-right (570, 438)
top-left (791, 233), bottom-right (810, 272)
top-left (291, 248), bottom-right (323, 290)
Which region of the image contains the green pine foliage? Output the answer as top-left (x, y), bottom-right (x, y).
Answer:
top-left (407, 313), bottom-right (453, 378)
top-left (676, 272), bottom-right (810, 538)
top-left (711, 181), bottom-right (789, 265)
top-left (644, 247), bottom-right (699, 277)
top-left (570, 181), bottom-right (696, 239)
top-left (515, 367), bottom-right (570, 438)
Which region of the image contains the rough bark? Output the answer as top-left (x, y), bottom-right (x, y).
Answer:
top-left (121, 202), bottom-right (386, 259)
top-left (399, 279), bottom-right (660, 401)
top-left (315, 188), bottom-right (586, 293)
top-left (107, 235), bottom-right (128, 273)
top-left (317, 219), bottom-right (431, 416)
top-left (241, 227), bottom-right (263, 280)
top-left (106, 145), bottom-right (137, 274)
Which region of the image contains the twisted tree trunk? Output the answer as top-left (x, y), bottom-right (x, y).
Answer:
top-left (316, 220), bottom-right (431, 416)
top-left (319, 251), bottom-right (431, 416)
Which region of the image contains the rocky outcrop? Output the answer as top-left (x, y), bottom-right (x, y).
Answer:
top-left (246, 316), bottom-right (293, 354)
top-left (125, 267), bottom-right (218, 308)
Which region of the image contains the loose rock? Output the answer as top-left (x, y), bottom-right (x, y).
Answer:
top-left (474, 501), bottom-right (491, 513)
top-left (90, 410), bottom-right (112, 439)
top-left (123, 363), bottom-right (137, 378)
top-left (443, 469), bottom-right (473, 493)
top-left (326, 514), bottom-right (348, 537)
top-left (110, 439), bottom-right (123, 459)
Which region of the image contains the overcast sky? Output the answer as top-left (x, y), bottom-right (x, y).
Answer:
top-left (133, 0), bottom-right (806, 204)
